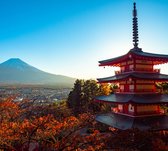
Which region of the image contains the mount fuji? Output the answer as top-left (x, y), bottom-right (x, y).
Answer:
top-left (0, 58), bottom-right (75, 87)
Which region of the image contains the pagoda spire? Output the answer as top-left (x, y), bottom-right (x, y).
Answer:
top-left (132, 2), bottom-right (139, 48)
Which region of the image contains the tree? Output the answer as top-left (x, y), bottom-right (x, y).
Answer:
top-left (67, 79), bottom-right (112, 114)
top-left (67, 79), bottom-right (84, 115)
top-left (155, 82), bottom-right (168, 93)
top-left (155, 82), bottom-right (168, 115)
top-left (99, 83), bottom-right (112, 95)
top-left (82, 80), bottom-right (100, 112)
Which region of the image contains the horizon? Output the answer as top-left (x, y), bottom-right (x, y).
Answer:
top-left (1, 0), bottom-right (168, 79)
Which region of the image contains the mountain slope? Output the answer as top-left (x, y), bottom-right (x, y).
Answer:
top-left (0, 58), bottom-right (75, 87)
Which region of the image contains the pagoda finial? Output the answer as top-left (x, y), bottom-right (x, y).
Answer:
top-left (132, 2), bottom-right (139, 48)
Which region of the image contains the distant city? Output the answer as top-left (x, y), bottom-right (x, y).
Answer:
top-left (0, 87), bottom-right (71, 104)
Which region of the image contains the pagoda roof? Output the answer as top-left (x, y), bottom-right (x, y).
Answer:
top-left (95, 93), bottom-right (168, 104)
top-left (96, 113), bottom-right (168, 130)
top-left (97, 72), bottom-right (168, 83)
top-left (99, 49), bottom-right (168, 66)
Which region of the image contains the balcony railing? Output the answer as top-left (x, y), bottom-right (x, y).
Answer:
top-left (114, 89), bottom-right (156, 93)
top-left (114, 68), bottom-right (160, 74)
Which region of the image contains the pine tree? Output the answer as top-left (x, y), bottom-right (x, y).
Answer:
top-left (68, 79), bottom-right (112, 114)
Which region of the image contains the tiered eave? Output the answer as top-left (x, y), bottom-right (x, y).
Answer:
top-left (99, 49), bottom-right (168, 67)
top-left (98, 72), bottom-right (168, 83)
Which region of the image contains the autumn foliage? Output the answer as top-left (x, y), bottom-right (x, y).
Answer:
top-left (0, 97), bottom-right (106, 150)
top-left (0, 92), bottom-right (168, 150)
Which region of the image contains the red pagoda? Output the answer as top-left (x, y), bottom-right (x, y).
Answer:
top-left (95, 3), bottom-right (168, 130)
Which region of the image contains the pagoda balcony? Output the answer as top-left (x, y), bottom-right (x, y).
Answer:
top-left (115, 69), bottom-right (160, 74)
top-left (114, 89), bottom-right (156, 93)
top-left (112, 107), bottom-right (166, 117)
top-left (115, 70), bottom-right (132, 74)
top-left (114, 89), bottom-right (134, 93)
top-left (134, 89), bottom-right (156, 93)
top-left (135, 68), bottom-right (160, 73)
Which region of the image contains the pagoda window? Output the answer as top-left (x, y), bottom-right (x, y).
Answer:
top-left (129, 85), bottom-right (134, 92)
top-left (129, 64), bottom-right (134, 71)
top-left (128, 104), bottom-right (134, 112)
top-left (127, 60), bottom-right (133, 64)
top-left (129, 54), bottom-right (132, 59)
top-left (135, 64), bottom-right (153, 71)
top-left (127, 79), bottom-right (134, 84)
top-left (136, 85), bottom-right (154, 92)
top-left (120, 85), bottom-right (124, 92)
top-left (137, 105), bottom-right (159, 115)
top-left (118, 104), bottom-right (123, 112)
top-left (121, 66), bottom-right (125, 72)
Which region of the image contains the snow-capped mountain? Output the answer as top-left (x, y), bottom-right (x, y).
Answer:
top-left (0, 58), bottom-right (75, 87)
top-left (0, 58), bottom-right (39, 71)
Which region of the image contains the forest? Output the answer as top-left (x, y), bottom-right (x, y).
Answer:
top-left (0, 80), bottom-right (168, 151)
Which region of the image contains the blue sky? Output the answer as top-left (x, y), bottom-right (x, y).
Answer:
top-left (0, 0), bottom-right (168, 79)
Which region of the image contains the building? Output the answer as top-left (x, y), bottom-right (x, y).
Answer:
top-left (95, 3), bottom-right (168, 130)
